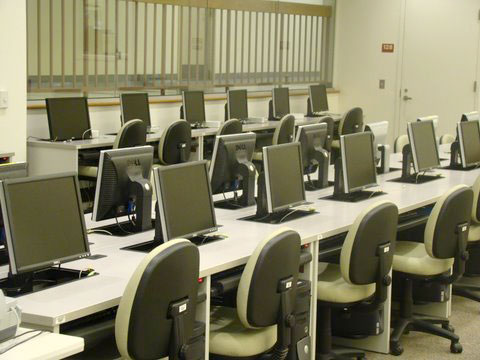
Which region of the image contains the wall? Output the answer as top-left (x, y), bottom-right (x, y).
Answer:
top-left (0, 0), bottom-right (27, 161)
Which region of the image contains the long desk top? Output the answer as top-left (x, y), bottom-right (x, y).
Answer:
top-left (14, 147), bottom-right (480, 329)
top-left (27, 118), bottom-right (321, 150)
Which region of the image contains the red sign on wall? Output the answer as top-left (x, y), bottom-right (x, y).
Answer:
top-left (382, 43), bottom-right (395, 53)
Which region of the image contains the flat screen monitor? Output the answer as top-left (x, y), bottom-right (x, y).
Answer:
top-left (154, 161), bottom-right (217, 241)
top-left (46, 97), bottom-right (91, 141)
top-left (295, 123), bottom-right (329, 175)
top-left (227, 89), bottom-right (249, 120)
top-left (340, 132), bottom-right (378, 193)
top-left (309, 84), bottom-right (329, 113)
top-left (0, 173), bottom-right (90, 274)
top-left (92, 146), bottom-right (153, 227)
top-left (461, 111), bottom-right (479, 122)
top-left (263, 142), bottom-right (306, 213)
top-left (183, 91), bottom-right (206, 125)
top-left (210, 132), bottom-right (256, 194)
top-left (272, 88), bottom-right (290, 119)
top-left (408, 120), bottom-right (440, 173)
top-left (458, 120), bottom-right (480, 168)
top-left (120, 93), bottom-right (151, 127)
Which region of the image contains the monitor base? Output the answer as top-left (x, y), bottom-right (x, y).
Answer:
top-left (304, 180), bottom-right (334, 192)
top-left (321, 190), bottom-right (386, 203)
top-left (0, 267), bottom-right (96, 297)
top-left (389, 174), bottom-right (443, 184)
top-left (239, 209), bottom-right (317, 225)
top-left (442, 164), bottom-right (479, 171)
top-left (90, 219), bottom-right (154, 237)
top-left (214, 198), bottom-right (252, 210)
top-left (122, 234), bottom-right (224, 253)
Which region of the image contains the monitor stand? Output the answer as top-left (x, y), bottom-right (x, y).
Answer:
top-left (304, 149), bottom-right (330, 191)
top-left (442, 141), bottom-right (478, 171)
top-left (0, 267), bottom-right (96, 297)
top-left (388, 144), bottom-right (443, 184)
top-left (239, 173), bottom-right (317, 224)
top-left (321, 157), bottom-right (386, 203)
top-left (122, 202), bottom-right (223, 253)
top-left (213, 161), bottom-right (256, 209)
top-left (268, 100), bottom-right (281, 121)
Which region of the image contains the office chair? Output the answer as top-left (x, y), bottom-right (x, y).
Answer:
top-left (316, 200), bottom-right (398, 360)
top-left (394, 135), bottom-right (409, 153)
top-left (209, 228), bottom-right (300, 359)
top-left (218, 119), bottom-right (243, 136)
top-left (453, 175), bottom-right (480, 304)
top-left (115, 239), bottom-right (204, 360)
top-left (330, 107), bottom-right (363, 163)
top-left (440, 134), bottom-right (455, 145)
top-left (319, 116), bottom-right (334, 152)
top-left (158, 120), bottom-right (192, 165)
top-left (252, 114), bottom-right (295, 163)
top-left (78, 119), bottom-right (147, 178)
top-left (390, 185), bottom-right (473, 356)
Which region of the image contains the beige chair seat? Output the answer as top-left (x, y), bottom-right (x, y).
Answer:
top-left (317, 263), bottom-right (375, 304)
top-left (331, 139), bottom-right (340, 149)
top-left (209, 306), bottom-right (277, 357)
top-left (78, 166), bottom-right (98, 178)
top-left (468, 223), bottom-right (480, 242)
top-left (393, 241), bottom-right (454, 276)
top-left (252, 151), bottom-right (263, 162)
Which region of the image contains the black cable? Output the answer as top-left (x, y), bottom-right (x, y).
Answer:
top-left (0, 331), bottom-right (45, 355)
top-left (115, 216), bottom-right (133, 234)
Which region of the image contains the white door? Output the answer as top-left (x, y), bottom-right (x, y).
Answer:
top-left (398, 0), bottom-right (480, 138)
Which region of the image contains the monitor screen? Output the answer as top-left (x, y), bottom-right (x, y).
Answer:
top-left (341, 132), bottom-right (377, 192)
top-left (155, 161), bottom-right (217, 240)
top-left (309, 84), bottom-right (329, 113)
top-left (0, 174), bottom-right (90, 274)
top-left (458, 120), bottom-right (480, 167)
top-left (183, 91), bottom-right (206, 125)
top-left (228, 90), bottom-right (248, 120)
top-left (46, 97), bottom-right (91, 141)
top-left (264, 142), bottom-right (306, 213)
top-left (408, 120), bottom-right (440, 172)
top-left (273, 88), bottom-right (290, 118)
top-left (120, 93), bottom-right (151, 127)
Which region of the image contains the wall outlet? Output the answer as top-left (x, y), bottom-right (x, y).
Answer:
top-left (0, 91), bottom-right (8, 109)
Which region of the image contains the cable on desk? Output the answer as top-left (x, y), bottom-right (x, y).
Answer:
top-left (0, 330), bottom-right (45, 355)
top-left (115, 216), bottom-right (133, 234)
top-left (87, 229), bottom-right (113, 236)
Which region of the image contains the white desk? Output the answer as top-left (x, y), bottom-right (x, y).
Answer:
top-left (0, 327), bottom-right (84, 360)
top-left (13, 146), bottom-right (475, 358)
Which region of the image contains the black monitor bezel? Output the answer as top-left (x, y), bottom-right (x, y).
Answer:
top-left (308, 84), bottom-right (329, 113)
top-left (458, 120), bottom-right (480, 168)
top-left (227, 89), bottom-right (249, 120)
top-left (45, 97), bottom-right (92, 141)
top-left (272, 88), bottom-right (290, 119)
top-left (120, 93), bottom-right (152, 127)
top-left (182, 91), bottom-right (207, 125)
top-left (408, 120), bottom-right (441, 173)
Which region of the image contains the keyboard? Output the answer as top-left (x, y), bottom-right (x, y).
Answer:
top-left (191, 123), bottom-right (209, 129)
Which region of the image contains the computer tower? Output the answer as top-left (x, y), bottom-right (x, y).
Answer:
top-left (392, 272), bottom-right (450, 303)
top-left (465, 242), bottom-right (480, 276)
top-left (331, 307), bottom-right (384, 337)
top-left (287, 280), bottom-right (311, 360)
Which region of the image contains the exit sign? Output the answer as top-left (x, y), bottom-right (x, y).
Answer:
top-left (382, 43), bottom-right (395, 53)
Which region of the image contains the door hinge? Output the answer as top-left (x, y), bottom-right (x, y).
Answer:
top-left (474, 81), bottom-right (478, 93)
top-left (478, 9), bottom-right (480, 21)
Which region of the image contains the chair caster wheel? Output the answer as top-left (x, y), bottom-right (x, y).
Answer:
top-left (357, 357), bottom-right (367, 360)
top-left (442, 324), bottom-right (455, 333)
top-left (450, 342), bottom-right (463, 354)
top-left (390, 342), bottom-right (404, 356)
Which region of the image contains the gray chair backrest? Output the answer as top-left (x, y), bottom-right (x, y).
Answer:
top-left (341, 200), bottom-right (398, 285)
top-left (115, 239), bottom-right (199, 360)
top-left (218, 119), bottom-right (242, 136)
top-left (425, 185), bottom-right (473, 259)
top-left (114, 119), bottom-right (147, 149)
top-left (237, 228), bottom-right (300, 329)
top-left (273, 114), bottom-right (295, 145)
top-left (339, 107), bottom-right (363, 136)
top-left (158, 120), bottom-right (192, 165)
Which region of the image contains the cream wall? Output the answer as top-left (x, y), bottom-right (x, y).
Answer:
top-left (0, 0), bottom-right (27, 161)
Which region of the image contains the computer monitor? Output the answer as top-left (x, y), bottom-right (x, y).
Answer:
top-left (263, 142), bottom-right (306, 214)
top-left (154, 161), bottom-right (217, 242)
top-left (0, 173), bottom-right (90, 294)
top-left (408, 120), bottom-right (440, 173)
top-left (227, 89), bottom-right (248, 120)
top-left (295, 123), bottom-right (329, 190)
top-left (309, 84), bottom-right (329, 114)
top-left (46, 97), bottom-right (91, 141)
top-left (120, 93), bottom-right (151, 127)
top-left (92, 146), bottom-right (154, 235)
top-left (340, 132), bottom-right (378, 194)
top-left (182, 91), bottom-right (206, 126)
top-left (458, 120), bottom-right (480, 168)
top-left (209, 133), bottom-right (256, 208)
top-left (461, 111), bottom-right (479, 122)
top-left (272, 88), bottom-right (290, 119)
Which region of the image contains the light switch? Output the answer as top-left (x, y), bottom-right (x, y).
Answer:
top-left (0, 91), bottom-right (8, 109)
top-left (379, 80), bottom-right (385, 89)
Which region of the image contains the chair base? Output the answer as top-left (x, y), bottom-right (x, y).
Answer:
top-left (453, 284), bottom-right (480, 303)
top-left (316, 347), bottom-right (366, 360)
top-left (390, 317), bottom-right (462, 356)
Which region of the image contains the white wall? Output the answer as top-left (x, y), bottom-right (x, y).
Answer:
top-left (0, 0), bottom-right (27, 161)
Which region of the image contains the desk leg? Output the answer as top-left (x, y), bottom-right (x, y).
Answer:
top-left (197, 275), bottom-right (211, 359)
top-left (332, 270), bottom-right (392, 354)
top-left (197, 136), bottom-right (204, 160)
top-left (28, 145), bottom-right (78, 176)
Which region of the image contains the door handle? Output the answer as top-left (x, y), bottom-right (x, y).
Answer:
top-left (403, 95), bottom-right (413, 101)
